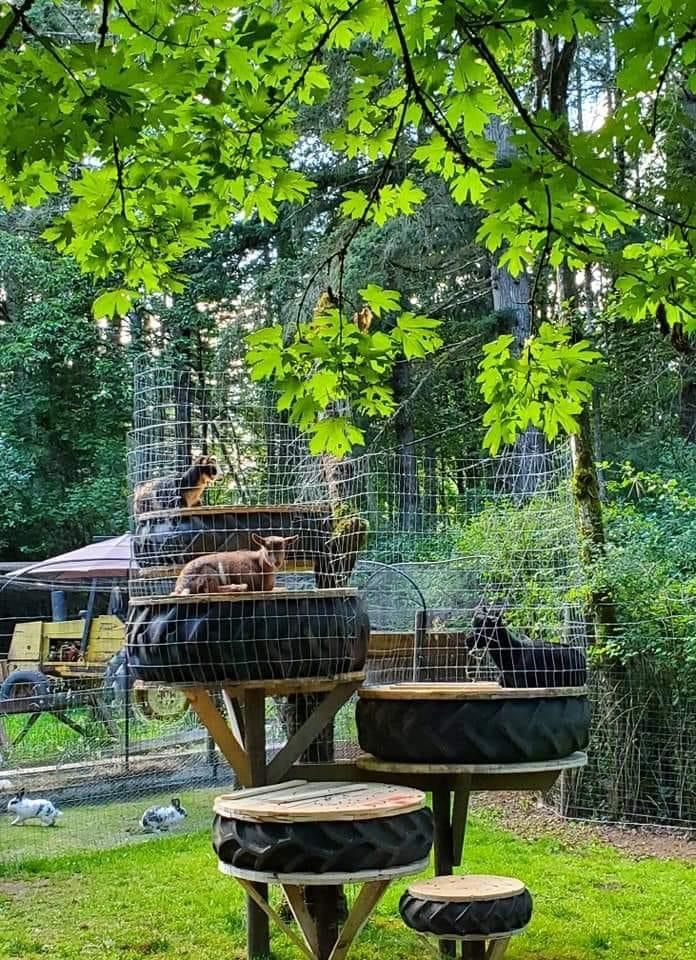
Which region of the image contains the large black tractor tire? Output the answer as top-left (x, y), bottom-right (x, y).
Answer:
top-left (356, 695), bottom-right (590, 764)
top-left (128, 592), bottom-right (369, 686)
top-left (399, 888), bottom-right (533, 937)
top-left (0, 670), bottom-right (55, 708)
top-left (213, 807), bottom-right (433, 875)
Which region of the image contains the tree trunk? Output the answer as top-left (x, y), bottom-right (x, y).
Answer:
top-left (488, 117), bottom-right (549, 495)
top-left (678, 363), bottom-right (696, 442)
top-left (547, 35), bottom-right (616, 642)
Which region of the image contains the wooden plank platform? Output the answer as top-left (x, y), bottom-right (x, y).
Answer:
top-left (130, 587), bottom-right (358, 605)
top-left (214, 780), bottom-right (426, 822)
top-left (218, 857), bottom-right (430, 886)
top-left (408, 875), bottom-right (525, 903)
top-left (136, 672), bottom-right (365, 694)
top-left (138, 502), bottom-right (332, 521)
top-left (355, 751), bottom-right (588, 776)
top-left (358, 682), bottom-right (588, 700)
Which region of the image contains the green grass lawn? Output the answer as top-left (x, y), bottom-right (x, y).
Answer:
top-left (0, 789), bottom-right (223, 862)
top-left (1, 709), bottom-right (197, 766)
top-left (1, 806), bottom-right (694, 960)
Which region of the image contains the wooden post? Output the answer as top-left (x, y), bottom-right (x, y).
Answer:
top-left (451, 780), bottom-right (471, 866)
top-left (305, 886), bottom-right (342, 960)
top-left (461, 943), bottom-right (485, 960)
top-left (245, 690), bottom-right (270, 960)
top-left (432, 787), bottom-right (455, 958)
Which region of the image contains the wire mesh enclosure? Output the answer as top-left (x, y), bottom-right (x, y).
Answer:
top-left (127, 364), bottom-right (371, 687)
top-left (355, 442), bottom-right (588, 690)
top-left (127, 364), bottom-right (588, 694)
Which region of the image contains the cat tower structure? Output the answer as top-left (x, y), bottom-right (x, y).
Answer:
top-left (126, 365), bottom-right (589, 960)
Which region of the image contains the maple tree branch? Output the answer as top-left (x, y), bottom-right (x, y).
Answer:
top-left (0, 0), bottom-right (35, 50)
top-left (114, 0), bottom-right (194, 47)
top-left (384, 0), bottom-right (487, 176)
top-left (649, 23), bottom-right (696, 137)
top-left (98, 0), bottom-right (110, 49)
top-left (20, 15), bottom-right (87, 95)
top-left (112, 139), bottom-right (127, 219)
top-left (455, 11), bottom-right (695, 231)
top-left (529, 183), bottom-right (554, 312)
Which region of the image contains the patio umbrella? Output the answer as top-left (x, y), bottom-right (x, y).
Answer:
top-left (4, 534), bottom-right (131, 583)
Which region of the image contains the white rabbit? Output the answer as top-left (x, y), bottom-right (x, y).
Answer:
top-left (8, 789), bottom-right (61, 826)
top-left (140, 797), bottom-right (187, 833)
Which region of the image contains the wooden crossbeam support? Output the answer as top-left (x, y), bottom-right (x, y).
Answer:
top-left (184, 689), bottom-right (251, 786)
top-left (236, 877), bottom-right (315, 960)
top-left (222, 689), bottom-right (245, 744)
top-left (327, 880), bottom-right (390, 960)
top-left (282, 885), bottom-right (319, 957)
top-left (266, 681), bottom-right (360, 783)
top-left (451, 780), bottom-right (471, 866)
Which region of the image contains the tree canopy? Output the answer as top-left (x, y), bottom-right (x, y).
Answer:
top-left (0, 0), bottom-right (694, 453)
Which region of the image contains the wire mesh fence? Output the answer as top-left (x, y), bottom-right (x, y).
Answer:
top-left (1, 360), bottom-right (693, 866)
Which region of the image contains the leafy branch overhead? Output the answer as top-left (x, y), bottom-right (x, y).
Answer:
top-left (0, 0), bottom-right (694, 455)
top-left (478, 325), bottom-right (602, 455)
top-left (246, 287), bottom-right (442, 454)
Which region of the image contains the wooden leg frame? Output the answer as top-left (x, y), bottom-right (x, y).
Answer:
top-left (184, 680), bottom-right (361, 786)
top-left (184, 680), bottom-right (362, 960)
top-left (419, 932), bottom-right (513, 960)
top-left (236, 877), bottom-right (390, 960)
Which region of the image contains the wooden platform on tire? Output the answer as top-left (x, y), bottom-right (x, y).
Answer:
top-left (358, 682), bottom-right (588, 699)
top-left (355, 751), bottom-right (588, 776)
top-left (408, 875), bottom-right (525, 903)
top-left (214, 780), bottom-right (426, 822)
top-left (130, 587), bottom-right (358, 605)
top-left (136, 671), bottom-right (365, 694)
top-left (137, 502), bottom-right (332, 521)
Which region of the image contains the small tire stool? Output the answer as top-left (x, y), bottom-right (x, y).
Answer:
top-left (399, 875), bottom-right (533, 959)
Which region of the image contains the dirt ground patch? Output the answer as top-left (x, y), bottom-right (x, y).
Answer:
top-left (474, 792), bottom-right (696, 861)
top-left (0, 878), bottom-right (50, 899)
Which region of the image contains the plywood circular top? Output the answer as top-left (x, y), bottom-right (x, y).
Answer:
top-left (130, 587), bottom-right (358, 606)
top-left (356, 751), bottom-right (588, 775)
top-left (131, 557), bottom-right (315, 578)
top-left (214, 780), bottom-right (426, 822)
top-left (408, 875), bottom-right (525, 903)
top-left (138, 502), bottom-right (331, 521)
top-left (137, 671), bottom-right (365, 694)
top-left (358, 682), bottom-right (588, 700)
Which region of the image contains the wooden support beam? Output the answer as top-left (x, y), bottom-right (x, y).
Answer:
top-left (461, 943), bottom-right (485, 960)
top-left (485, 939), bottom-right (510, 960)
top-left (451, 780), bottom-right (471, 866)
top-left (282, 885), bottom-right (319, 957)
top-left (327, 880), bottom-right (390, 960)
top-left (245, 689), bottom-right (270, 960)
top-left (266, 682), bottom-right (360, 783)
top-left (236, 878), bottom-right (315, 960)
top-left (222, 689), bottom-right (245, 745)
top-left (184, 689), bottom-right (251, 786)
top-left (432, 788), bottom-right (455, 958)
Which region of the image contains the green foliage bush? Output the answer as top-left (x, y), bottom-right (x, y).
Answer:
top-left (588, 454), bottom-right (696, 680)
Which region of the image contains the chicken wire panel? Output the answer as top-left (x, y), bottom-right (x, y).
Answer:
top-left (553, 605), bottom-right (696, 829)
top-left (0, 639), bottom-right (235, 863)
top-left (127, 364), bottom-right (371, 686)
top-left (355, 442), bottom-right (589, 689)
